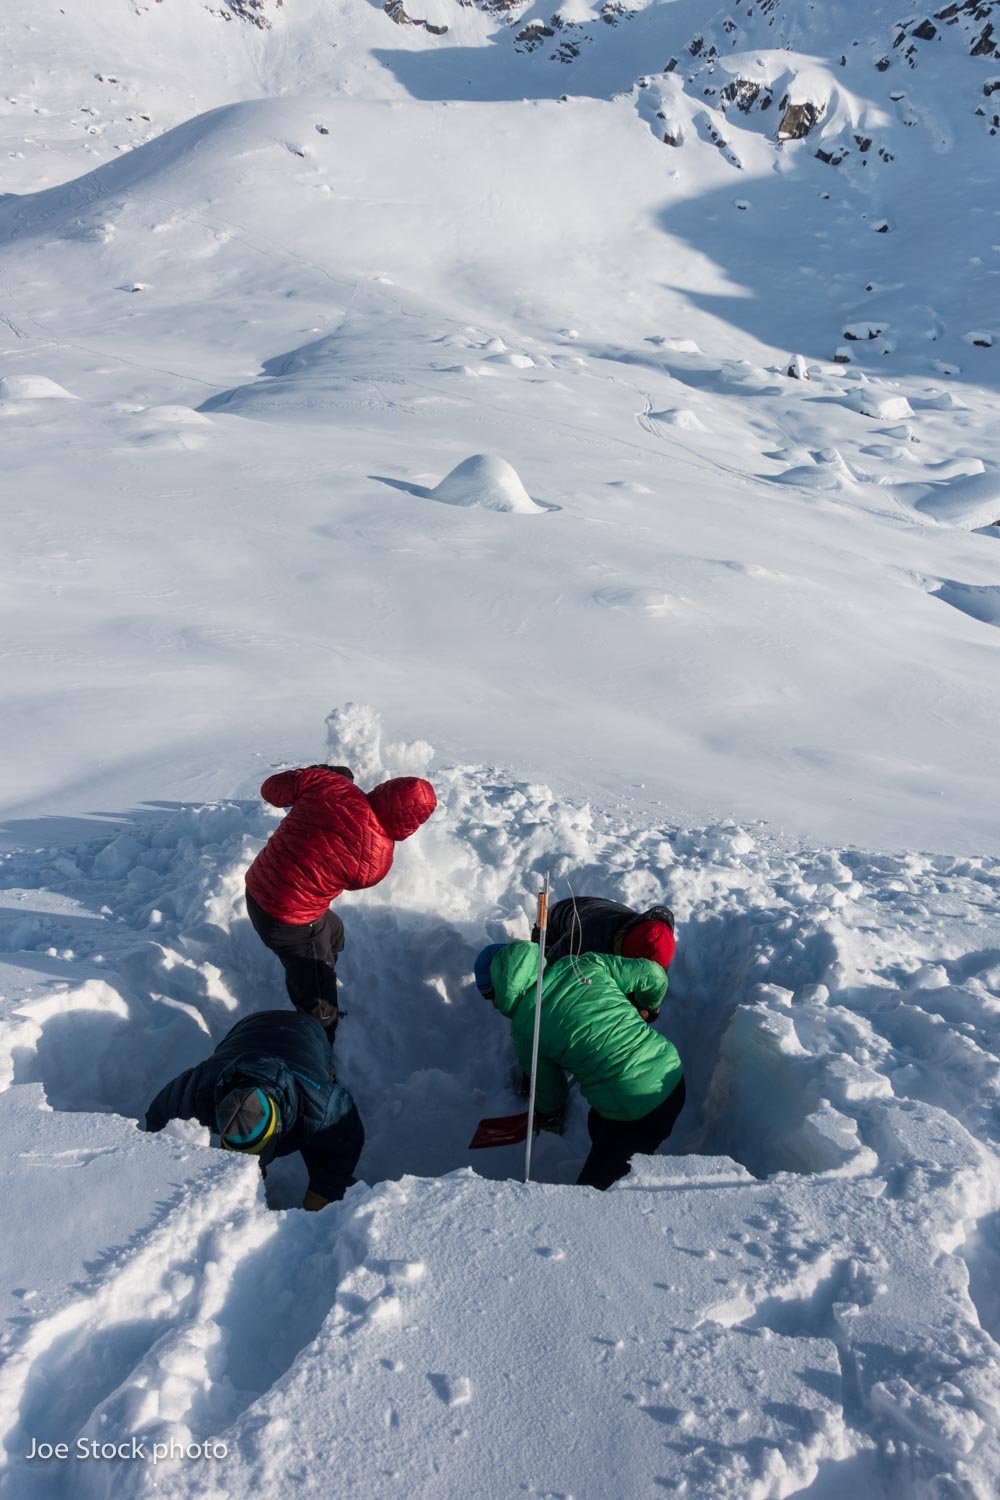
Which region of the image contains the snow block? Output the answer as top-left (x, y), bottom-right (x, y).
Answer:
top-left (846, 389), bottom-right (913, 420)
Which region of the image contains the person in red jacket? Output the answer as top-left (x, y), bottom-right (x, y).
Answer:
top-left (245, 763), bottom-right (436, 1037)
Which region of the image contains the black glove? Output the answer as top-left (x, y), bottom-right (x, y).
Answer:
top-left (534, 1106), bottom-right (565, 1136)
top-left (304, 764), bottom-right (355, 782)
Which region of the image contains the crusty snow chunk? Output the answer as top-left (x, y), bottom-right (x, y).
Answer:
top-left (432, 454), bottom-right (543, 513)
top-left (0, 374), bottom-right (76, 400)
top-left (846, 389), bottom-right (913, 420)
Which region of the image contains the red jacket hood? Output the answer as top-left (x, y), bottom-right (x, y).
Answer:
top-left (366, 777), bottom-right (437, 841)
top-left (620, 920), bottom-right (677, 971)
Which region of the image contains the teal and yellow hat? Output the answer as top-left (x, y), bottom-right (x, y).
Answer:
top-left (216, 1086), bottom-right (280, 1156)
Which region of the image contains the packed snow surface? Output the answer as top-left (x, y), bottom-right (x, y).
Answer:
top-left (2, 0), bottom-right (1000, 1497)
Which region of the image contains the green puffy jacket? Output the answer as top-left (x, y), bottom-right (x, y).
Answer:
top-left (488, 941), bottom-right (683, 1122)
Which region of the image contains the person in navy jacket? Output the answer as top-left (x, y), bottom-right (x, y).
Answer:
top-left (144, 1010), bottom-right (364, 1210)
top-left (245, 763), bottom-right (436, 1037)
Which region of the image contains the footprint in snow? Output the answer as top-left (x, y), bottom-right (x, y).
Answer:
top-left (593, 586), bottom-right (676, 616)
top-left (428, 1373), bottom-right (473, 1407)
top-left (371, 1258), bottom-right (426, 1283)
top-left (645, 336), bottom-right (703, 354)
top-left (19, 1145), bottom-right (119, 1168)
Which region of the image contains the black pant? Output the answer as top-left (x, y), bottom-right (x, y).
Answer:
top-left (246, 891), bottom-right (344, 1035)
top-left (306, 1101), bottom-right (365, 1203)
top-left (577, 1079), bottom-right (686, 1191)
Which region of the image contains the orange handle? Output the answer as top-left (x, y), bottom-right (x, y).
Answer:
top-left (537, 889), bottom-right (549, 932)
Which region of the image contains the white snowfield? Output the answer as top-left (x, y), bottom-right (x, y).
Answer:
top-left (1, 0), bottom-right (999, 1496)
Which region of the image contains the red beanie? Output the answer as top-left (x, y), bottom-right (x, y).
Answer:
top-left (620, 919), bottom-right (676, 971)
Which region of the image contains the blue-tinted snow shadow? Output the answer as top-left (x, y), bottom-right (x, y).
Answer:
top-left (368, 473), bottom-right (561, 512)
top-left (0, 801), bottom-right (235, 852)
top-left (370, 0), bottom-right (713, 102)
top-left (369, 474), bottom-right (433, 499)
top-left (643, 145), bottom-right (1000, 387)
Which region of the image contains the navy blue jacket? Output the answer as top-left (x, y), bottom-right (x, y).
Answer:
top-left (145, 1010), bottom-right (364, 1201)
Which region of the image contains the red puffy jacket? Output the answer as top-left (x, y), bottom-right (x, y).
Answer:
top-left (245, 767), bottom-right (437, 924)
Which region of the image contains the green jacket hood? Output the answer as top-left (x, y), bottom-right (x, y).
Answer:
top-left (489, 940), bottom-right (541, 1018)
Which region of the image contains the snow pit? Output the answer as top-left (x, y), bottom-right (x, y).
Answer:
top-left (431, 454), bottom-right (543, 514)
top-left (3, 702), bottom-right (1000, 1499)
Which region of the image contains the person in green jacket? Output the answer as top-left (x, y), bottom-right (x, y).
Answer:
top-left (473, 940), bottom-right (685, 1190)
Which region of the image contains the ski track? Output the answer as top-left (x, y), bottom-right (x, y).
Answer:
top-left (0, 707), bottom-right (997, 1496)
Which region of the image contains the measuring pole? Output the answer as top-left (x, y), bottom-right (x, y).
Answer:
top-left (524, 872), bottom-right (550, 1184)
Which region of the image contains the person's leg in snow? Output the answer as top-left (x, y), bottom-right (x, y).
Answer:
top-left (577, 1079), bottom-right (687, 1191)
top-left (245, 892), bottom-right (344, 1039)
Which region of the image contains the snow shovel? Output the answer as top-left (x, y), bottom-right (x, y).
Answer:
top-left (468, 1111), bottom-right (530, 1149)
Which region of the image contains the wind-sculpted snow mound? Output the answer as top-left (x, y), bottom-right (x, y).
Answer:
top-left (431, 453), bottom-right (542, 513)
top-left (1, 707), bottom-right (999, 1496)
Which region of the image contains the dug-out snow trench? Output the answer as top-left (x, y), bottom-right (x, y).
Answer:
top-left (10, 707), bottom-right (980, 1197)
top-left (0, 787), bottom-right (866, 1201)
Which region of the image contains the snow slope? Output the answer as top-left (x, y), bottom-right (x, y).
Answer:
top-left (1, 2), bottom-right (1000, 1497)
top-left (1, 74), bottom-right (999, 848)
